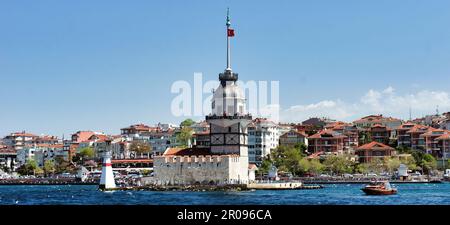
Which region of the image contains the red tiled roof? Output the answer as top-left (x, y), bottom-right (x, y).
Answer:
top-left (248, 163), bottom-right (258, 170)
top-left (8, 132), bottom-right (37, 137)
top-left (421, 129), bottom-right (448, 137)
top-left (163, 147), bottom-right (212, 156)
top-left (307, 151), bottom-right (324, 159)
top-left (396, 122), bottom-right (417, 130)
top-left (406, 125), bottom-right (434, 134)
top-left (308, 130), bottom-right (347, 139)
top-left (436, 133), bottom-right (450, 140)
top-left (73, 131), bottom-right (95, 142)
top-left (357, 141), bottom-right (395, 151)
top-left (280, 130), bottom-right (308, 138)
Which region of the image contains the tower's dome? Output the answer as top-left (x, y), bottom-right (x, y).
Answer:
top-left (211, 81), bottom-right (246, 116)
top-left (213, 82), bottom-right (245, 99)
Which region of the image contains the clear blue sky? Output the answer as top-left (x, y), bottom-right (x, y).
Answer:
top-left (1, 0), bottom-right (450, 137)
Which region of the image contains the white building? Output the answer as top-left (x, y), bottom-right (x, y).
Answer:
top-left (248, 118), bottom-right (279, 165)
top-left (154, 12), bottom-right (254, 185)
top-left (17, 144), bottom-right (65, 167)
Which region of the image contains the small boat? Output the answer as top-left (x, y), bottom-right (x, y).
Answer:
top-left (362, 181), bottom-right (397, 195)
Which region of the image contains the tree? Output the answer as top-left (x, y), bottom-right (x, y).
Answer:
top-left (180, 119), bottom-right (195, 128)
top-left (298, 158), bottom-right (311, 175)
top-left (259, 158), bottom-right (272, 176)
top-left (422, 154), bottom-right (437, 175)
top-left (322, 155), bottom-right (354, 175)
top-left (385, 157), bottom-right (401, 173)
top-left (78, 147), bottom-right (95, 162)
top-left (26, 159), bottom-right (39, 175)
top-left (366, 157), bottom-right (385, 174)
top-left (43, 160), bottom-right (56, 177)
top-left (176, 127), bottom-right (194, 147)
top-left (129, 140), bottom-right (152, 158)
top-left (309, 159), bottom-right (324, 175)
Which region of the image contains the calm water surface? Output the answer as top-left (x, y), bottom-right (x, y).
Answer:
top-left (1, 183), bottom-right (449, 205)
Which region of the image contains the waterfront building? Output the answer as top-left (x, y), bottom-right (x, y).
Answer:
top-left (353, 114), bottom-right (402, 130)
top-left (279, 129), bottom-right (308, 148)
top-left (326, 122), bottom-right (359, 153)
top-left (307, 130), bottom-right (347, 155)
top-left (248, 118), bottom-right (279, 165)
top-left (190, 121), bottom-right (210, 134)
top-left (154, 11), bottom-right (254, 185)
top-left (421, 129), bottom-right (450, 159)
top-left (34, 135), bottom-right (59, 145)
top-left (3, 131), bottom-right (37, 151)
top-left (135, 129), bottom-right (180, 156)
top-left (17, 144), bottom-right (65, 167)
top-left (120, 124), bottom-right (157, 136)
top-left (406, 125), bottom-right (435, 150)
top-left (367, 124), bottom-right (392, 145)
top-left (192, 131), bottom-right (210, 149)
top-left (396, 122), bottom-right (416, 147)
top-left (0, 145), bottom-right (17, 171)
top-left (356, 141), bottom-right (395, 163)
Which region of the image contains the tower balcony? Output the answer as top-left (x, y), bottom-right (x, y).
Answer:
top-left (206, 114), bottom-right (252, 121)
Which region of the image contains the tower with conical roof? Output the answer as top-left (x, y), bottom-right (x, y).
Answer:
top-left (206, 9), bottom-right (252, 158)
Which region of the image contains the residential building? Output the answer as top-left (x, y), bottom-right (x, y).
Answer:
top-left (368, 124), bottom-right (392, 145)
top-left (279, 129), bottom-right (308, 148)
top-left (327, 122), bottom-right (359, 153)
top-left (421, 129), bottom-right (450, 159)
top-left (0, 145), bottom-right (16, 171)
top-left (17, 144), bottom-right (65, 167)
top-left (356, 141), bottom-right (396, 163)
top-left (396, 123), bottom-right (416, 147)
top-left (353, 114), bottom-right (402, 130)
top-left (120, 124), bottom-right (156, 136)
top-left (3, 131), bottom-right (37, 151)
top-left (407, 125), bottom-right (435, 150)
top-left (308, 130), bottom-right (347, 155)
top-left (248, 118), bottom-right (280, 165)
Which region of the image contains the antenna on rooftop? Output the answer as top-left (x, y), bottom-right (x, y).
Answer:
top-left (436, 105), bottom-right (440, 116)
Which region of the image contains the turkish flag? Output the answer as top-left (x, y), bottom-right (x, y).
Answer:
top-left (227, 28), bottom-right (235, 37)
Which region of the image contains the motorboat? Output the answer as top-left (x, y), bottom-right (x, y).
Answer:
top-left (362, 181), bottom-right (397, 195)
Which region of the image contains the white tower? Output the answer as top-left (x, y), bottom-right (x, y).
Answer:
top-left (99, 150), bottom-right (116, 190)
top-left (206, 9), bottom-right (252, 157)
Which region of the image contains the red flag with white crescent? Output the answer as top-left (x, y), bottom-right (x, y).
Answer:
top-left (227, 28), bottom-right (235, 37)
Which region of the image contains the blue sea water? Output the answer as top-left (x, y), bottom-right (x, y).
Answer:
top-left (0, 183), bottom-right (449, 205)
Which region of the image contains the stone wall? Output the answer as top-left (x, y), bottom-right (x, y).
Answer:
top-left (153, 155), bottom-right (249, 185)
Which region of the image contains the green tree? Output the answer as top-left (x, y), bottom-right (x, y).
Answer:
top-left (309, 159), bottom-right (324, 175)
top-left (43, 160), bottom-right (56, 176)
top-left (366, 157), bottom-right (385, 174)
top-left (180, 119), bottom-right (195, 128)
top-left (79, 147), bottom-right (95, 159)
top-left (385, 157), bottom-right (401, 173)
top-left (129, 140), bottom-right (152, 158)
top-left (26, 159), bottom-right (39, 175)
top-left (259, 158), bottom-right (272, 176)
top-left (176, 127), bottom-right (194, 147)
top-left (322, 155), bottom-right (354, 175)
top-left (298, 158), bottom-right (311, 175)
top-left (355, 163), bottom-right (369, 174)
top-left (400, 156), bottom-right (418, 171)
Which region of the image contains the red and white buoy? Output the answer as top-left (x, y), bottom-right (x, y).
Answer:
top-left (99, 151), bottom-right (116, 191)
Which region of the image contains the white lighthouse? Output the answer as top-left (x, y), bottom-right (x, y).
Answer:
top-left (99, 150), bottom-right (116, 190)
